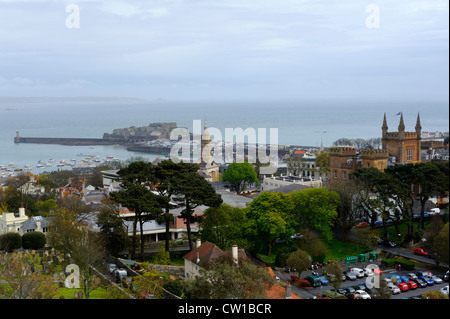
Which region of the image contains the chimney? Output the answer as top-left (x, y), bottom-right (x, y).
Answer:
top-left (35, 218), bottom-right (41, 232)
top-left (19, 207), bottom-right (26, 218)
top-left (196, 252), bottom-right (200, 264)
top-left (196, 238), bottom-right (201, 248)
top-left (232, 243), bottom-right (238, 265)
top-left (285, 281), bottom-right (292, 299)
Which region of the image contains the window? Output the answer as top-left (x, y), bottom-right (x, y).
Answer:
top-left (407, 149), bottom-right (413, 161)
top-left (367, 163), bottom-right (370, 168)
top-left (334, 170), bottom-right (337, 178)
top-left (343, 171), bottom-right (347, 179)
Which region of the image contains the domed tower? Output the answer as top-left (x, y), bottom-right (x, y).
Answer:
top-left (198, 121), bottom-right (220, 182)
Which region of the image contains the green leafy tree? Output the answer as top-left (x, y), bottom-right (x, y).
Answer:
top-left (245, 191), bottom-right (295, 256)
top-left (222, 162), bottom-right (258, 194)
top-left (324, 261), bottom-right (343, 292)
top-left (199, 204), bottom-right (249, 251)
top-left (286, 249), bottom-right (311, 278)
top-left (290, 188), bottom-right (339, 241)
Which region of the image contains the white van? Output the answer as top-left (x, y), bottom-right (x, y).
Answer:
top-left (429, 208), bottom-right (440, 216)
top-left (351, 268), bottom-right (364, 278)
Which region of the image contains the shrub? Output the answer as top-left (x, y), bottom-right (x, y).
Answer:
top-left (22, 231), bottom-right (47, 250)
top-left (0, 232), bottom-right (22, 251)
top-left (381, 258), bottom-right (415, 271)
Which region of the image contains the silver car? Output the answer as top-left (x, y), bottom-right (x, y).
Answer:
top-left (432, 275), bottom-right (443, 284)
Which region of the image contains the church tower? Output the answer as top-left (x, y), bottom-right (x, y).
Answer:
top-left (198, 121), bottom-right (220, 182)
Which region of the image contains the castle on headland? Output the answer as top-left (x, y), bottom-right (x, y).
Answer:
top-left (330, 112), bottom-right (422, 183)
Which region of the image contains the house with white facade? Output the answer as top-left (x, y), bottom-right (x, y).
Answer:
top-left (0, 207), bottom-right (29, 234)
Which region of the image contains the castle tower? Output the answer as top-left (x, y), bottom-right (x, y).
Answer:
top-left (381, 113), bottom-right (421, 164)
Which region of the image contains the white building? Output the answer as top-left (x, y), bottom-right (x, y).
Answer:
top-left (0, 207), bottom-right (29, 234)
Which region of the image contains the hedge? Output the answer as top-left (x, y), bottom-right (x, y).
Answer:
top-left (22, 231), bottom-right (47, 250)
top-left (381, 258), bottom-right (415, 271)
top-left (0, 233), bottom-right (22, 251)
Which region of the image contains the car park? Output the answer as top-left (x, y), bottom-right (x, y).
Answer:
top-left (397, 282), bottom-right (409, 292)
top-left (406, 281), bottom-right (418, 290)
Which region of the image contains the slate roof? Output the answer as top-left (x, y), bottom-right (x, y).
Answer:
top-left (21, 216), bottom-right (50, 232)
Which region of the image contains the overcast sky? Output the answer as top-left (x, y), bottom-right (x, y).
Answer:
top-left (0, 0), bottom-right (448, 101)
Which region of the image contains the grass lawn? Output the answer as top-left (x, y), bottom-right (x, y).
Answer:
top-left (54, 287), bottom-right (110, 299)
top-left (322, 238), bottom-right (367, 261)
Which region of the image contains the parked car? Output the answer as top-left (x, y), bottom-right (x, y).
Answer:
top-left (406, 281), bottom-right (418, 290)
top-left (414, 248), bottom-right (430, 257)
top-left (352, 284), bottom-right (367, 291)
top-left (419, 276), bottom-right (434, 286)
top-left (389, 275), bottom-right (402, 284)
top-left (356, 222), bottom-right (369, 228)
top-left (397, 282), bottom-right (409, 292)
top-left (400, 276), bottom-right (410, 283)
top-left (346, 292), bottom-right (361, 299)
top-left (431, 275), bottom-right (443, 284)
top-left (343, 286), bottom-right (356, 295)
top-left (406, 273), bottom-right (418, 280)
top-left (344, 271), bottom-right (357, 281)
top-left (326, 273), bottom-right (346, 282)
top-left (380, 239), bottom-right (397, 248)
top-left (413, 278), bottom-right (428, 288)
top-left (108, 263), bottom-right (117, 273)
top-left (388, 284), bottom-right (401, 294)
top-left (317, 276), bottom-right (329, 286)
top-left (355, 290), bottom-right (371, 299)
top-left (440, 286), bottom-right (449, 296)
top-left (415, 271), bottom-right (429, 278)
top-left (350, 268), bottom-right (365, 278)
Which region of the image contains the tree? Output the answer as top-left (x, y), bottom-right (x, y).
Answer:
top-left (410, 162), bottom-right (448, 230)
top-left (183, 260), bottom-right (274, 299)
top-left (285, 156), bottom-right (305, 176)
top-left (171, 171), bottom-right (223, 250)
top-left (0, 233), bottom-right (22, 252)
top-left (199, 204), bottom-right (249, 251)
top-left (245, 191), bottom-right (295, 256)
top-left (97, 198), bottom-right (129, 257)
top-left (222, 162), bottom-right (258, 194)
top-left (324, 261), bottom-right (343, 292)
top-left (290, 188), bottom-right (339, 241)
top-left (286, 249), bottom-right (311, 278)
top-left (315, 150), bottom-right (330, 178)
top-left (153, 160), bottom-right (199, 253)
top-left (328, 179), bottom-right (363, 241)
top-left (47, 208), bottom-right (106, 299)
top-left (111, 161), bottom-right (167, 259)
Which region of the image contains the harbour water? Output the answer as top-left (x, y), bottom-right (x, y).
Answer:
top-left (0, 97), bottom-right (448, 175)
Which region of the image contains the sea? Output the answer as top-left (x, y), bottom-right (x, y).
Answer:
top-left (0, 97), bottom-right (448, 176)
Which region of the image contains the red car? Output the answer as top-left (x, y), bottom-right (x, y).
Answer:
top-left (406, 281), bottom-right (418, 290)
top-left (356, 222), bottom-right (369, 228)
top-left (397, 283), bottom-right (409, 292)
top-left (414, 248), bottom-right (429, 257)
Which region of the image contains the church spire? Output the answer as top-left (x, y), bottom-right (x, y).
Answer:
top-left (398, 112), bottom-right (405, 132)
top-left (415, 112), bottom-right (422, 136)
